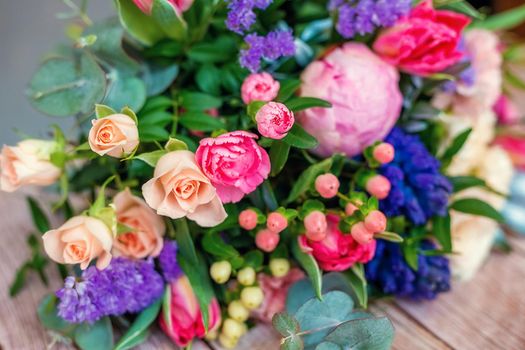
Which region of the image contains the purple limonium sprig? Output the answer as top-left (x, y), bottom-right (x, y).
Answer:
top-left (158, 239), bottom-right (183, 282)
top-left (56, 257), bottom-right (164, 324)
top-left (328, 0), bottom-right (411, 39)
top-left (225, 0), bottom-right (273, 34)
top-left (240, 29), bottom-right (296, 72)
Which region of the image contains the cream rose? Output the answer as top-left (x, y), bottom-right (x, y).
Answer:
top-left (142, 150), bottom-right (227, 227)
top-left (42, 216), bottom-right (114, 270)
top-left (0, 139), bottom-right (61, 192)
top-left (88, 114), bottom-right (139, 158)
top-left (113, 188), bottom-right (165, 259)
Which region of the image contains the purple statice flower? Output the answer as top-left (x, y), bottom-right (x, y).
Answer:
top-left (240, 29), bottom-right (296, 72)
top-left (329, 0), bottom-right (411, 39)
top-left (158, 240), bottom-right (183, 282)
top-left (366, 240), bottom-right (451, 300)
top-left (56, 257), bottom-right (164, 324)
top-left (379, 127), bottom-right (452, 225)
top-left (225, 0), bottom-right (273, 34)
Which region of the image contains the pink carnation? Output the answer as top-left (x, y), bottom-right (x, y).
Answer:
top-left (195, 131), bottom-right (271, 203)
top-left (241, 72), bottom-right (280, 104)
top-left (298, 214), bottom-right (376, 271)
top-left (133, 0), bottom-right (193, 15)
top-left (255, 102), bottom-right (295, 140)
top-left (373, 0), bottom-right (470, 76)
top-left (298, 43), bottom-right (402, 157)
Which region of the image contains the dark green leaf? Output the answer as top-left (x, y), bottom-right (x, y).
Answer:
top-left (9, 264), bottom-right (28, 296)
top-left (450, 198), bottom-right (504, 222)
top-left (244, 250), bottom-right (264, 269)
top-left (139, 111), bottom-right (173, 126)
top-left (196, 64), bottom-right (222, 95)
top-left (151, 0), bottom-right (187, 41)
top-left (27, 197), bottom-right (50, 233)
top-left (403, 243), bottom-right (418, 271)
top-left (114, 0), bottom-right (165, 46)
top-left (286, 97), bottom-right (332, 112)
top-left (375, 231), bottom-right (404, 243)
top-left (285, 157), bottom-right (333, 204)
top-left (433, 214), bottom-right (452, 252)
top-left (449, 176), bottom-right (487, 193)
top-left (471, 4), bottom-right (525, 30)
top-left (187, 37), bottom-right (237, 63)
top-left (202, 232), bottom-right (240, 259)
top-left (261, 181), bottom-right (279, 211)
top-left (277, 79), bottom-right (302, 102)
top-left (114, 299), bottom-right (161, 350)
top-left (440, 128), bottom-right (472, 168)
top-left (292, 239), bottom-right (322, 300)
top-left (179, 111), bottom-right (225, 131)
top-left (282, 123), bottom-right (319, 149)
top-left (74, 317), bottom-right (114, 350)
top-left (138, 124), bottom-right (170, 142)
top-left (180, 92), bottom-right (222, 110)
top-left (140, 96), bottom-right (173, 115)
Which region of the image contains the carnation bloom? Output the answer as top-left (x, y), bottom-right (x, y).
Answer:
top-left (255, 102), bottom-right (295, 140)
top-left (366, 240), bottom-right (451, 300)
top-left (379, 128), bottom-right (452, 225)
top-left (298, 43), bottom-right (402, 157)
top-left (195, 131), bottom-right (271, 203)
top-left (241, 72), bottom-right (280, 104)
top-left (373, 0), bottom-right (470, 76)
top-left (299, 214), bottom-right (376, 271)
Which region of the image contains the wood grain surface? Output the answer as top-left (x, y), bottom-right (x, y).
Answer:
top-left (0, 189), bottom-right (524, 349)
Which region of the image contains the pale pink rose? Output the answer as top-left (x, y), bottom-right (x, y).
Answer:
top-left (142, 150), bottom-right (227, 227)
top-left (0, 139), bottom-right (61, 192)
top-left (433, 29), bottom-right (503, 118)
top-left (42, 216), bottom-right (113, 270)
top-left (298, 214), bottom-right (376, 271)
top-left (255, 102), bottom-right (295, 140)
top-left (493, 95), bottom-right (521, 125)
top-left (160, 276), bottom-right (221, 347)
top-left (373, 0), bottom-right (470, 76)
top-left (241, 72), bottom-right (280, 104)
top-left (113, 188), bottom-right (165, 259)
top-left (88, 114), bottom-right (139, 158)
top-left (252, 268), bottom-right (305, 323)
top-left (298, 43), bottom-right (402, 157)
top-left (133, 0), bottom-right (193, 15)
top-left (195, 131), bottom-right (271, 203)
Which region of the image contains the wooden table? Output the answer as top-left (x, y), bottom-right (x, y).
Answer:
top-left (1, 190), bottom-right (524, 350)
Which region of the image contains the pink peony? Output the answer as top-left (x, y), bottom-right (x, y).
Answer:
top-left (298, 43), bottom-right (402, 157)
top-left (252, 268), bottom-right (305, 323)
top-left (255, 102), bottom-right (295, 140)
top-left (133, 0), bottom-right (193, 15)
top-left (298, 214), bottom-right (376, 271)
top-left (160, 276), bottom-right (221, 347)
top-left (493, 95), bottom-right (521, 125)
top-left (195, 131), bottom-right (271, 203)
top-left (241, 72), bottom-right (280, 104)
top-left (373, 0), bottom-right (470, 76)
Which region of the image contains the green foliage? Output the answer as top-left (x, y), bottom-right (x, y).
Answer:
top-left (27, 197), bottom-right (50, 233)
top-left (114, 0), bottom-right (165, 46)
top-left (37, 295), bottom-right (76, 337)
top-left (202, 232), bottom-right (240, 259)
top-left (432, 213), bottom-right (452, 252)
top-left (270, 141), bottom-right (291, 177)
top-left (440, 128), bottom-right (472, 169)
top-left (286, 97), bottom-right (332, 112)
top-left (450, 198), bottom-right (504, 222)
top-left (74, 317), bottom-right (114, 350)
top-left (292, 239), bottom-right (323, 300)
top-left (346, 264), bottom-right (367, 309)
top-left (180, 91), bottom-right (222, 110)
top-left (114, 299), bottom-right (162, 350)
top-left (282, 124), bottom-right (319, 149)
top-left (179, 111), bottom-right (226, 131)
top-left (472, 4), bottom-right (525, 30)
top-left (285, 157), bottom-right (333, 204)
top-left (277, 79), bottom-right (302, 102)
top-left (152, 0), bottom-right (187, 41)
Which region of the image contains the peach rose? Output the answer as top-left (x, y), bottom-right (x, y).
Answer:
top-left (42, 216), bottom-right (114, 270)
top-left (113, 189), bottom-right (166, 259)
top-left (0, 139), bottom-right (61, 192)
top-left (142, 150), bottom-right (227, 227)
top-left (88, 114), bottom-right (139, 158)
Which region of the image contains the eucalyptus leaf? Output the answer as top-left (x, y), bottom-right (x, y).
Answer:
top-left (273, 312), bottom-right (300, 337)
top-left (104, 74), bottom-right (147, 112)
top-left (74, 317), bottom-right (114, 350)
top-left (142, 60), bottom-right (179, 96)
top-left (37, 294), bottom-right (76, 337)
top-left (322, 316), bottom-right (394, 350)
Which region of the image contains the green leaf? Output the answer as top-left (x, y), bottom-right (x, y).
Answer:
top-left (28, 54), bottom-right (106, 117)
top-left (285, 157), bottom-right (333, 204)
top-left (114, 0), bottom-right (165, 46)
top-left (114, 299), bottom-right (161, 350)
top-left (196, 64), bottom-right (222, 95)
top-left (286, 97), bottom-right (332, 112)
top-left (187, 37), bottom-right (237, 63)
top-left (247, 101), bottom-right (266, 119)
top-left (322, 316), bottom-right (394, 350)
top-left (472, 4), bottom-right (525, 30)
top-left (202, 232), bottom-right (240, 259)
top-left (281, 334), bottom-right (304, 350)
top-left (95, 104), bottom-right (117, 118)
top-left (282, 123), bottom-right (319, 149)
top-left (27, 197), bottom-right (50, 233)
top-left (292, 239), bottom-right (322, 300)
top-left (164, 137), bottom-right (188, 151)
top-left (104, 75), bottom-right (147, 112)
top-left (450, 198), bottom-right (504, 222)
top-left (74, 317), bottom-right (114, 350)
top-left (261, 181), bottom-right (279, 211)
top-left (180, 91), bottom-right (222, 110)
top-left (433, 214), bottom-right (452, 252)
top-left (244, 250), bottom-right (264, 269)
top-left (347, 264), bottom-right (367, 308)
top-left (139, 124), bottom-right (170, 141)
top-left (37, 295), bottom-right (76, 337)
top-left (441, 2), bottom-right (484, 19)
top-left (134, 150), bottom-right (168, 167)
top-left (9, 264), bottom-right (28, 297)
top-left (139, 111), bottom-right (173, 126)
top-left (449, 175), bottom-right (487, 193)
top-left (277, 79), bottom-right (301, 102)
top-left (440, 128), bottom-right (472, 168)
top-left (143, 60), bottom-right (179, 97)
top-left (152, 0), bottom-right (187, 41)
top-left (375, 231), bottom-right (404, 243)
top-left (121, 106), bottom-right (139, 124)
top-left (140, 96), bottom-right (173, 115)
top-left (403, 242), bottom-right (418, 271)
top-left (179, 111), bottom-right (225, 131)
top-left (272, 312), bottom-right (300, 337)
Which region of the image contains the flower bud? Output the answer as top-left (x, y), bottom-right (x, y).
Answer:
top-left (365, 175), bottom-right (391, 200)
top-left (239, 209), bottom-right (258, 230)
top-left (373, 143), bottom-right (395, 164)
top-left (240, 286), bottom-right (264, 310)
top-left (315, 173), bottom-right (340, 199)
top-left (222, 318), bottom-right (245, 340)
top-left (241, 72), bottom-right (280, 104)
top-left (267, 212), bottom-right (288, 233)
top-left (237, 267), bottom-right (256, 286)
top-left (364, 210), bottom-right (387, 233)
top-left (210, 261), bottom-right (232, 284)
top-left (304, 211), bottom-right (328, 241)
top-left (351, 222), bottom-right (375, 245)
top-left (345, 203), bottom-right (359, 216)
top-left (219, 333), bottom-right (239, 349)
top-left (255, 102), bottom-right (295, 140)
top-left (269, 258), bottom-right (290, 278)
top-left (228, 300), bottom-right (250, 322)
top-left (255, 229), bottom-right (280, 252)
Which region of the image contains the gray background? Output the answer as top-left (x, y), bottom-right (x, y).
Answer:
top-left (0, 0), bottom-right (112, 144)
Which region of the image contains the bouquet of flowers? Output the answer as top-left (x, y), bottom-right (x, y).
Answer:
top-left (5, 0), bottom-right (525, 349)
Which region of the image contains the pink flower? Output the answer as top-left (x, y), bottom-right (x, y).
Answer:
top-left (160, 276), bottom-right (221, 347)
top-left (494, 135), bottom-right (525, 170)
top-left (298, 43), bottom-right (402, 157)
top-left (494, 95), bottom-right (521, 125)
top-left (299, 214), bottom-right (376, 271)
top-left (255, 102), bottom-right (295, 140)
top-left (252, 268), bottom-right (305, 323)
top-left (241, 72), bottom-right (280, 104)
top-left (373, 0), bottom-right (470, 76)
top-left (133, 0), bottom-right (193, 15)
top-left (195, 131), bottom-right (271, 203)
